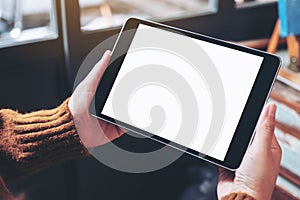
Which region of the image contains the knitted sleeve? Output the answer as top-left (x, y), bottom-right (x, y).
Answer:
top-left (0, 98), bottom-right (88, 182)
top-left (221, 192), bottom-right (256, 200)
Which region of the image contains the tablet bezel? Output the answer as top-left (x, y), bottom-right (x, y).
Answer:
top-left (92, 17), bottom-right (281, 170)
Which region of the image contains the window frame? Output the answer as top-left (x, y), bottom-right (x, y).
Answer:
top-left (0, 0), bottom-right (64, 69)
top-left (61, 0), bottom-right (278, 86)
top-left (0, 0), bottom-right (278, 86)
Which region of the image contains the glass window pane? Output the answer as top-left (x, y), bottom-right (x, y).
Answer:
top-left (0, 0), bottom-right (57, 48)
top-left (235, 0), bottom-right (277, 7)
top-left (80, 0), bottom-right (217, 32)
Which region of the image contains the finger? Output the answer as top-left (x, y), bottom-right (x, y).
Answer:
top-left (217, 167), bottom-right (235, 198)
top-left (252, 103), bottom-right (277, 149)
top-left (119, 127), bottom-right (128, 133)
top-left (218, 167), bottom-right (234, 182)
top-left (85, 50), bottom-right (112, 93)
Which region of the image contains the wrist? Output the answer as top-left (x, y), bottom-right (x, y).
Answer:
top-left (220, 192), bottom-right (257, 200)
top-left (231, 184), bottom-right (265, 200)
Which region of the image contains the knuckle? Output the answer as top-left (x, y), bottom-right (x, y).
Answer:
top-left (261, 119), bottom-right (275, 133)
top-left (264, 124), bottom-right (274, 133)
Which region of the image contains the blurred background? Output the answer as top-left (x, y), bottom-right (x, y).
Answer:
top-left (0, 0), bottom-right (299, 199)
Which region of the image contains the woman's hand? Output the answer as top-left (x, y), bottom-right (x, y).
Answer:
top-left (68, 50), bottom-right (125, 148)
top-left (218, 103), bottom-right (282, 200)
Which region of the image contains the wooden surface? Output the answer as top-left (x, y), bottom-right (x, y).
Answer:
top-left (267, 19), bottom-right (280, 54)
top-left (273, 185), bottom-right (300, 200)
top-left (275, 121), bottom-right (300, 140)
top-left (278, 68), bottom-right (300, 87)
top-left (270, 81), bottom-right (300, 114)
top-left (280, 167), bottom-right (300, 187)
top-left (270, 80), bottom-right (300, 200)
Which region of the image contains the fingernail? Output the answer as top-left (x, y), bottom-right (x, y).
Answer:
top-left (104, 50), bottom-right (111, 56)
top-left (268, 103), bottom-right (276, 117)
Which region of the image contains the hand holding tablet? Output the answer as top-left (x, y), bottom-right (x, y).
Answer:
top-left (218, 103), bottom-right (282, 200)
top-left (91, 18), bottom-right (281, 169)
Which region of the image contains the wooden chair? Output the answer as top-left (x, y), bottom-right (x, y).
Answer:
top-left (267, 19), bottom-right (300, 71)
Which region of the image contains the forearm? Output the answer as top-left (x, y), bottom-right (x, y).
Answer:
top-left (0, 98), bottom-right (88, 182)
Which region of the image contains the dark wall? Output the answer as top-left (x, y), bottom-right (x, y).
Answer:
top-left (0, 58), bottom-right (67, 112)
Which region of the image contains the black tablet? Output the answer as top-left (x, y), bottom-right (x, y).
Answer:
top-left (92, 17), bottom-right (281, 170)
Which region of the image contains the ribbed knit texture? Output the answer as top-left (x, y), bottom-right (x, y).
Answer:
top-left (221, 192), bottom-right (256, 200)
top-left (0, 98), bottom-right (88, 182)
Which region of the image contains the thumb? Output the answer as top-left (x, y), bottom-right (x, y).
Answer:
top-left (84, 50), bottom-right (111, 93)
top-left (70, 50), bottom-right (111, 113)
top-left (252, 103), bottom-right (277, 149)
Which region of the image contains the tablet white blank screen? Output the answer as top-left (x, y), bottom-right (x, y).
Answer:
top-left (101, 24), bottom-right (264, 161)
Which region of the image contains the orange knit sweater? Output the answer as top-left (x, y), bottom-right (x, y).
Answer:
top-left (0, 98), bottom-right (88, 183)
top-left (0, 99), bottom-right (255, 200)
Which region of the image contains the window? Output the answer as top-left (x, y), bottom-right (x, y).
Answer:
top-left (0, 0), bottom-right (58, 48)
top-left (80, 0), bottom-right (217, 32)
top-left (235, 0), bottom-right (277, 7)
